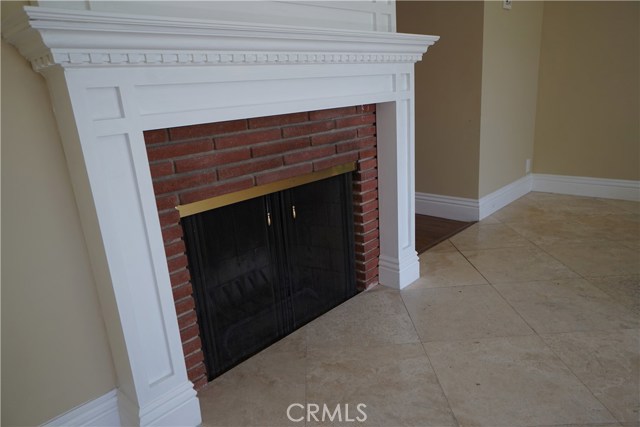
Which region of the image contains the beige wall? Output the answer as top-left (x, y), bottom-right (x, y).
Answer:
top-left (479, 0), bottom-right (544, 197)
top-left (397, 1), bottom-right (484, 199)
top-left (533, 1), bottom-right (640, 181)
top-left (1, 30), bottom-right (117, 427)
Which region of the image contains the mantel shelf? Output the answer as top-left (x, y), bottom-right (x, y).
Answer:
top-left (3, 6), bottom-right (439, 71)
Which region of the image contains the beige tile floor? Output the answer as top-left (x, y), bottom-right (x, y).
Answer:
top-left (199, 192), bottom-right (640, 427)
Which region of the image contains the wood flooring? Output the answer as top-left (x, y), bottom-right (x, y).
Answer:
top-left (415, 214), bottom-right (475, 254)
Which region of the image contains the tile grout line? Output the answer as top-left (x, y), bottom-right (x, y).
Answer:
top-left (399, 288), bottom-right (462, 427)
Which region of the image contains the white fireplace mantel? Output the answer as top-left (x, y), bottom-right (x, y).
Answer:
top-left (3, 6), bottom-right (437, 426)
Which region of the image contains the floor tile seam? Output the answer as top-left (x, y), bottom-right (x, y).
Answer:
top-left (525, 235), bottom-right (590, 281)
top-left (418, 342), bottom-right (463, 427)
top-left (452, 246), bottom-right (543, 338)
top-left (534, 331), bottom-right (622, 425)
top-left (486, 274), bottom-right (640, 335)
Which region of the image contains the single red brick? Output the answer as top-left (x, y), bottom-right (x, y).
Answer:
top-left (354, 199), bottom-right (378, 215)
top-left (309, 106), bottom-right (357, 120)
top-left (147, 139), bottom-right (213, 162)
top-left (174, 148), bottom-right (251, 173)
top-left (169, 120), bottom-right (247, 140)
top-left (248, 112), bottom-right (309, 129)
top-left (359, 148), bottom-right (377, 160)
top-left (355, 228), bottom-right (380, 244)
top-left (156, 194), bottom-right (179, 212)
top-left (353, 190), bottom-right (378, 204)
top-left (365, 228), bottom-right (381, 242)
top-left (179, 177), bottom-right (254, 204)
top-left (358, 158), bottom-right (377, 172)
top-left (182, 336), bottom-right (201, 356)
top-left (170, 269), bottom-right (191, 287)
top-left (354, 209), bottom-right (379, 225)
top-left (284, 145), bottom-right (335, 165)
top-left (159, 209), bottom-right (180, 228)
top-left (311, 129), bottom-right (358, 146)
top-left (175, 295), bottom-right (196, 315)
top-left (335, 140), bottom-right (360, 153)
top-left (162, 225), bottom-right (183, 244)
top-left (357, 126), bottom-right (376, 137)
top-left (164, 239), bottom-right (186, 258)
top-left (363, 277), bottom-right (378, 289)
top-left (187, 362), bottom-right (207, 381)
top-left (355, 219), bottom-right (379, 234)
top-left (354, 179), bottom-right (378, 193)
top-left (185, 350), bottom-right (205, 369)
top-left (357, 136), bottom-right (377, 149)
top-left (168, 254), bottom-right (188, 273)
top-left (313, 152), bottom-right (359, 172)
top-left (177, 310), bottom-right (197, 330)
top-left (355, 168), bottom-right (378, 181)
top-left (150, 161), bottom-right (174, 178)
top-left (336, 114), bottom-right (376, 129)
top-left (153, 171), bottom-right (216, 195)
top-left (172, 282), bottom-right (193, 301)
top-left (356, 247), bottom-right (380, 262)
top-left (251, 137), bottom-right (310, 157)
top-left (356, 104), bottom-right (376, 113)
top-left (215, 128), bottom-right (281, 150)
top-left (356, 237), bottom-right (379, 254)
top-left (218, 157), bottom-right (283, 180)
top-left (144, 129), bottom-right (169, 145)
top-left (179, 323), bottom-right (200, 342)
top-left (282, 120), bottom-right (335, 138)
top-left (357, 257), bottom-right (378, 273)
top-left (255, 163), bottom-right (313, 186)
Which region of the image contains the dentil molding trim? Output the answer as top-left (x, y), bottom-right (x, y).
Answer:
top-left (2, 6), bottom-right (436, 71)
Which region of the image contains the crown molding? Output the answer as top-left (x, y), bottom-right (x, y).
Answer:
top-left (2, 6), bottom-right (438, 71)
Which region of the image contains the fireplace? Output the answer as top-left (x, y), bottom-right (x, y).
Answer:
top-left (143, 106), bottom-right (379, 387)
top-left (4, 6), bottom-right (437, 425)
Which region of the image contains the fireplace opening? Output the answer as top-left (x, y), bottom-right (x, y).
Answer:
top-left (144, 105), bottom-right (380, 388)
top-left (181, 169), bottom-right (356, 380)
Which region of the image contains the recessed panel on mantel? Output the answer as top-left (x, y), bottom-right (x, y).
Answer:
top-left (134, 74), bottom-right (394, 117)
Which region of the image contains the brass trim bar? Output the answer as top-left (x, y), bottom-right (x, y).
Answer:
top-left (176, 162), bottom-right (357, 218)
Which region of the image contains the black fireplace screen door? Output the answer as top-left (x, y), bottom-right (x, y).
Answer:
top-left (182, 173), bottom-right (356, 380)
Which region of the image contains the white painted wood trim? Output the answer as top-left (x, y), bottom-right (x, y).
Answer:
top-left (43, 390), bottom-right (121, 427)
top-left (478, 175), bottom-right (533, 219)
top-left (532, 173), bottom-right (640, 201)
top-left (415, 192), bottom-right (479, 222)
top-left (415, 175), bottom-right (532, 222)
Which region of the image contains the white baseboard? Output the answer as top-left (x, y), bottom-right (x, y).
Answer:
top-left (532, 173), bottom-right (640, 201)
top-left (415, 175), bottom-right (532, 221)
top-left (43, 389), bottom-right (121, 427)
top-left (415, 173), bottom-right (639, 223)
top-left (478, 175), bottom-right (533, 220)
top-left (415, 192), bottom-right (479, 221)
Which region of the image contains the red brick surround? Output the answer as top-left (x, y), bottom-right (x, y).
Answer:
top-left (143, 105), bottom-right (379, 388)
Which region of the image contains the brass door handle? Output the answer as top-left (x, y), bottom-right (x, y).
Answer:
top-left (292, 205), bottom-right (297, 220)
top-left (267, 212), bottom-right (272, 226)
